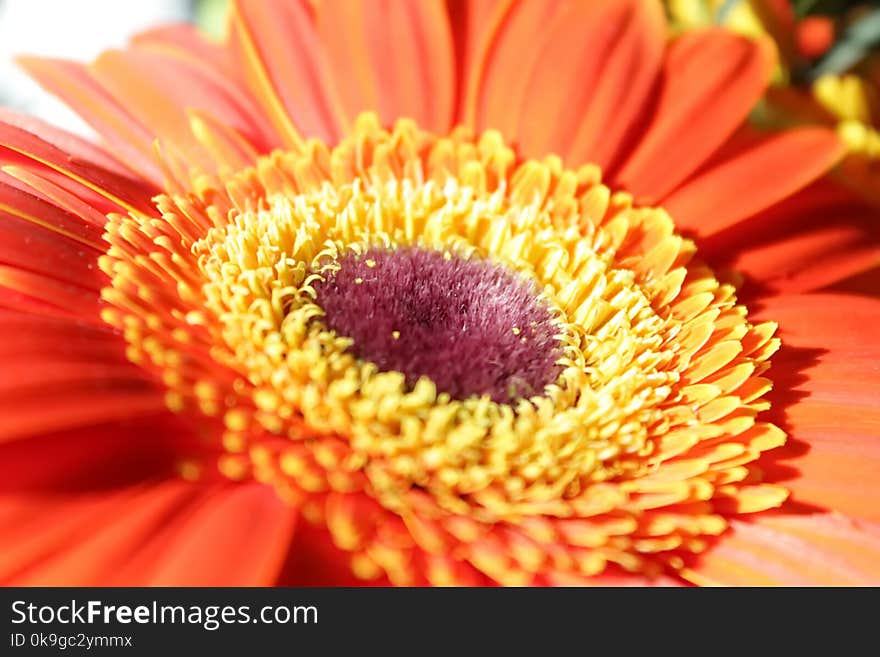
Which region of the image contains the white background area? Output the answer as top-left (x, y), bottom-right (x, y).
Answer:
top-left (0, 0), bottom-right (190, 136)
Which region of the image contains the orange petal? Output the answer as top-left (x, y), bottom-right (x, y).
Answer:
top-left (462, 0), bottom-right (564, 140)
top-left (514, 0), bottom-right (666, 170)
top-left (189, 110), bottom-right (262, 173)
top-left (683, 513), bottom-right (880, 585)
top-left (735, 221), bottom-right (880, 295)
top-left (754, 293), bottom-right (880, 522)
top-left (662, 127), bottom-right (844, 238)
top-left (703, 179), bottom-right (880, 295)
top-left (17, 57), bottom-right (163, 184)
top-left (131, 23), bottom-right (249, 92)
top-left (464, 0), bottom-right (664, 168)
top-left (229, 0), bottom-right (347, 148)
top-left (89, 48), bottom-right (276, 173)
top-left (446, 0), bottom-right (502, 122)
top-left (769, 401), bottom-right (880, 524)
top-left (317, 0), bottom-right (455, 133)
top-left (759, 293), bottom-right (880, 404)
top-left (132, 24), bottom-right (277, 146)
top-left (615, 29), bottom-right (774, 201)
top-left (88, 51), bottom-right (208, 174)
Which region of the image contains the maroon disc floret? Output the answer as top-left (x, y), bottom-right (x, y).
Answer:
top-left (312, 247), bottom-right (563, 403)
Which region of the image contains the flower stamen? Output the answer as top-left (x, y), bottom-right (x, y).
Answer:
top-left (312, 246), bottom-right (563, 403)
top-left (98, 113), bottom-right (788, 584)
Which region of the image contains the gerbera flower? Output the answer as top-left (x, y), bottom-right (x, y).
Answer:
top-left (1, 0), bottom-right (879, 586)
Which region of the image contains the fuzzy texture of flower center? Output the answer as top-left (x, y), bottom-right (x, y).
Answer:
top-left (312, 247), bottom-right (563, 403)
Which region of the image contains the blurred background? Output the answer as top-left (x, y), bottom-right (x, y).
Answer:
top-left (0, 0), bottom-right (229, 136)
top-left (2, 0), bottom-right (880, 137)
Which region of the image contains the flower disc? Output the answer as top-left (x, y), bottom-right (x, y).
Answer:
top-left (99, 114), bottom-right (787, 585)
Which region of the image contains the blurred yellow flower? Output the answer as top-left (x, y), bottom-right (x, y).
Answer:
top-left (666, 1), bottom-right (880, 205)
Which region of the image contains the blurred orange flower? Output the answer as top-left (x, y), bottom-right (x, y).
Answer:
top-left (666, 1), bottom-right (880, 208)
top-left (665, 0), bottom-right (814, 70)
top-left (1, 0), bottom-right (878, 586)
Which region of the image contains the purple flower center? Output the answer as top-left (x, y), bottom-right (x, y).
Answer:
top-left (312, 247), bottom-right (563, 403)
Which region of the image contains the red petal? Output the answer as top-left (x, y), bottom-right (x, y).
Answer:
top-left (0, 266), bottom-right (104, 320)
top-left (0, 413), bottom-right (197, 493)
top-left (828, 266), bottom-right (880, 297)
top-left (0, 117), bottom-right (157, 214)
top-left (131, 483), bottom-right (297, 586)
top-left (0, 312), bottom-right (123, 360)
top-left (0, 195), bottom-right (106, 296)
top-left (1, 481), bottom-right (296, 586)
top-left (0, 482), bottom-right (189, 584)
top-left (0, 413), bottom-right (222, 585)
top-left (702, 179), bottom-right (880, 295)
top-left (0, 311), bottom-right (163, 442)
top-left (0, 380), bottom-right (165, 444)
top-left (0, 108), bottom-right (136, 177)
top-left (0, 181), bottom-right (103, 249)
top-left (0, 165), bottom-right (108, 227)
top-left (615, 30), bottom-right (774, 201)
top-left (278, 521), bottom-right (391, 586)
top-left (663, 128), bottom-right (844, 238)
